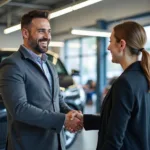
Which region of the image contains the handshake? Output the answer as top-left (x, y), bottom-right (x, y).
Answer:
top-left (64, 110), bottom-right (83, 132)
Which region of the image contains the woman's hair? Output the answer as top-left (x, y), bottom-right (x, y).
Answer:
top-left (114, 21), bottom-right (150, 90)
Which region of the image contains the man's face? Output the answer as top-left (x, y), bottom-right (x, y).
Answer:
top-left (25, 18), bottom-right (51, 54)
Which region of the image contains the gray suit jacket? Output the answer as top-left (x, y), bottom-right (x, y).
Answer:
top-left (0, 45), bottom-right (71, 150)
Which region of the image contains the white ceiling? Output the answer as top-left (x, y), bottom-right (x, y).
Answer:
top-left (0, 0), bottom-right (150, 47)
top-left (50, 0), bottom-right (150, 40)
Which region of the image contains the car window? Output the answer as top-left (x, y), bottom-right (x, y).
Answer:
top-left (47, 54), bottom-right (68, 75)
top-left (1, 56), bottom-right (7, 62)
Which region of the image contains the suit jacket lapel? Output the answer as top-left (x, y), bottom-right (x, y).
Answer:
top-left (45, 60), bottom-right (55, 98)
top-left (100, 77), bottom-right (118, 114)
top-left (100, 87), bottom-right (112, 114)
top-left (18, 45), bottom-right (50, 84)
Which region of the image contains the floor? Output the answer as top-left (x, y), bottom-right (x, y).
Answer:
top-left (68, 103), bottom-right (98, 150)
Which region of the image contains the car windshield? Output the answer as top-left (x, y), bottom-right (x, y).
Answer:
top-left (0, 51), bottom-right (68, 76)
top-left (47, 54), bottom-right (68, 75)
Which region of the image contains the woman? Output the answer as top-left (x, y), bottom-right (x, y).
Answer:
top-left (83, 21), bottom-right (150, 150)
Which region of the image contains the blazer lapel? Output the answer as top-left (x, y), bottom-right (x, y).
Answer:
top-left (18, 45), bottom-right (50, 84)
top-left (45, 61), bottom-right (55, 99)
top-left (100, 78), bottom-right (118, 114)
top-left (100, 87), bottom-right (112, 114)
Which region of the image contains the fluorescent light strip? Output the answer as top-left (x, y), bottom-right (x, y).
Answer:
top-left (0, 48), bottom-right (18, 51)
top-left (50, 7), bottom-right (73, 19)
top-left (50, 0), bottom-right (102, 19)
top-left (4, 0), bottom-right (102, 34)
top-left (0, 0), bottom-right (11, 7)
top-left (71, 29), bottom-right (111, 37)
top-left (4, 24), bottom-right (21, 34)
top-left (73, 0), bottom-right (102, 10)
top-left (49, 41), bottom-right (64, 47)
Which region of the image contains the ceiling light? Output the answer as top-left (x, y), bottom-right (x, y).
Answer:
top-left (4, 0), bottom-right (103, 34)
top-left (49, 7), bottom-right (73, 19)
top-left (0, 48), bottom-right (18, 51)
top-left (49, 41), bottom-right (64, 47)
top-left (0, 0), bottom-right (11, 7)
top-left (4, 24), bottom-right (21, 34)
top-left (72, 0), bottom-right (102, 10)
top-left (71, 29), bottom-right (111, 37)
top-left (49, 0), bottom-right (102, 19)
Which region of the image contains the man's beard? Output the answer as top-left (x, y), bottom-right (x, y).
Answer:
top-left (28, 36), bottom-right (50, 54)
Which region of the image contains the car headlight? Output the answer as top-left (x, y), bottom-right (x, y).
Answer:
top-left (78, 85), bottom-right (86, 104)
top-left (61, 84), bottom-right (86, 105)
top-left (74, 98), bottom-right (82, 105)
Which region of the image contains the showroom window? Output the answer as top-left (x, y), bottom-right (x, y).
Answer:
top-left (65, 37), bottom-right (96, 85)
top-left (65, 39), bottom-right (80, 73)
top-left (66, 39), bottom-right (80, 56)
top-left (82, 37), bottom-right (97, 55)
top-left (144, 26), bottom-right (150, 51)
top-left (81, 37), bottom-right (97, 84)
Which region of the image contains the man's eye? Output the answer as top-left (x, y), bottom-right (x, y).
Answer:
top-left (39, 30), bottom-right (44, 33)
top-left (48, 30), bottom-right (51, 34)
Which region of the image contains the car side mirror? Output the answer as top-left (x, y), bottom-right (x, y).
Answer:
top-left (71, 69), bottom-right (80, 76)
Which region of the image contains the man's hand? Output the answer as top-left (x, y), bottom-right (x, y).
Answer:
top-left (64, 110), bottom-right (83, 132)
top-left (70, 110), bottom-right (83, 121)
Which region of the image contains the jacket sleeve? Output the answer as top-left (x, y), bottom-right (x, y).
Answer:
top-left (0, 61), bottom-right (65, 133)
top-left (84, 114), bottom-right (101, 130)
top-left (101, 77), bottom-right (135, 150)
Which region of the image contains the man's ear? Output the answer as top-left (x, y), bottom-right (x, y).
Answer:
top-left (22, 28), bottom-right (29, 39)
top-left (120, 39), bottom-right (126, 52)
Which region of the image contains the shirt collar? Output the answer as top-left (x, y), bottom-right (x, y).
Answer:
top-left (22, 45), bottom-right (48, 63)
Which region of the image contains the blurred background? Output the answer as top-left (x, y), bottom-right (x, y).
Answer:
top-left (0, 0), bottom-right (150, 149)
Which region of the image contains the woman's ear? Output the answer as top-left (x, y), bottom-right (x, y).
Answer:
top-left (22, 28), bottom-right (29, 39)
top-left (120, 39), bottom-right (126, 51)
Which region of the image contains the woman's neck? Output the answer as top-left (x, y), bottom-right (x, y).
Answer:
top-left (120, 56), bottom-right (138, 70)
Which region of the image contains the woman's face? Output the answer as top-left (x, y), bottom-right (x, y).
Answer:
top-left (107, 30), bottom-right (123, 64)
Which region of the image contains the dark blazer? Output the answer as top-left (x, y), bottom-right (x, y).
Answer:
top-left (0, 45), bottom-right (71, 150)
top-left (84, 61), bottom-right (150, 150)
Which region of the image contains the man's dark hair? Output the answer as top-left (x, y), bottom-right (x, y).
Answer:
top-left (21, 10), bottom-right (50, 29)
